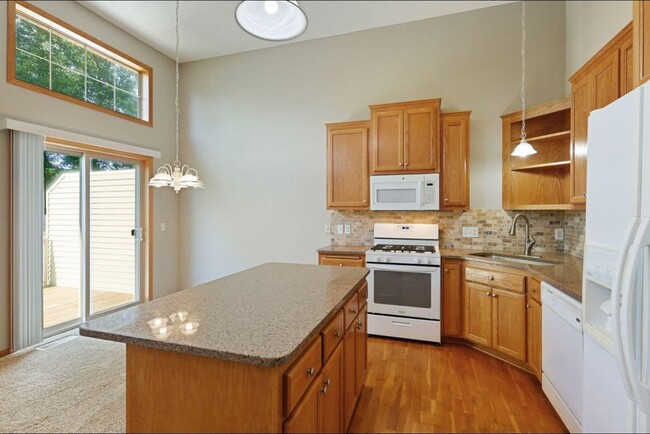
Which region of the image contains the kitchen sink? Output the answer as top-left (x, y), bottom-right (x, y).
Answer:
top-left (469, 252), bottom-right (560, 266)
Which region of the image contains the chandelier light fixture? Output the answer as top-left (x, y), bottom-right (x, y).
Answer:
top-left (511, 1), bottom-right (537, 158)
top-left (149, 0), bottom-right (204, 193)
top-left (235, 1), bottom-right (308, 41)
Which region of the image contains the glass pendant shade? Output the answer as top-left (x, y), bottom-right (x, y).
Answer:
top-left (235, 1), bottom-right (307, 41)
top-left (511, 139), bottom-right (537, 157)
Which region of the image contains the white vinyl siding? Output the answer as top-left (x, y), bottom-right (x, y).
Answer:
top-left (45, 169), bottom-right (136, 294)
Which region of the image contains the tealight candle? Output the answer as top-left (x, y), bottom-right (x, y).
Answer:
top-left (169, 311), bottom-right (189, 323)
top-left (154, 325), bottom-right (173, 340)
top-left (148, 317), bottom-right (169, 329)
top-left (180, 321), bottom-right (199, 336)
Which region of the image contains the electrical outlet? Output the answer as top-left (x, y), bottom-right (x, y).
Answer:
top-left (555, 228), bottom-right (564, 241)
top-left (336, 224), bottom-right (344, 234)
top-left (344, 225), bottom-right (351, 235)
top-left (160, 223), bottom-right (166, 232)
top-left (324, 224), bottom-right (330, 234)
top-left (462, 226), bottom-right (479, 238)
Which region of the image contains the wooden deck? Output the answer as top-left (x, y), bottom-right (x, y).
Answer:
top-left (43, 286), bottom-right (135, 329)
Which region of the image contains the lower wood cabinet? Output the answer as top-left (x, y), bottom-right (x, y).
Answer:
top-left (442, 259), bottom-right (463, 337)
top-left (285, 283), bottom-right (367, 433)
top-left (463, 265), bottom-right (527, 363)
top-left (526, 295), bottom-right (542, 381)
top-left (318, 252), bottom-right (365, 268)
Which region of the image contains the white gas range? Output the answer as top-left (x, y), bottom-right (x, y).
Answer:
top-left (365, 223), bottom-right (441, 344)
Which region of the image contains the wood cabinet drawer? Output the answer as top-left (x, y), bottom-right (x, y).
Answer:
top-left (344, 293), bottom-right (359, 330)
top-left (527, 277), bottom-right (541, 304)
top-left (357, 281), bottom-right (368, 309)
top-left (320, 255), bottom-right (365, 268)
top-left (321, 309), bottom-right (344, 363)
top-left (465, 266), bottom-right (524, 293)
top-left (285, 337), bottom-right (323, 414)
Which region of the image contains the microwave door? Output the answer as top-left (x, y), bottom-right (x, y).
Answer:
top-left (372, 181), bottom-right (421, 210)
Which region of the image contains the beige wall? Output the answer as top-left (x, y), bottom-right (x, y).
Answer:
top-left (178, 1), bottom-right (567, 287)
top-left (0, 1), bottom-right (179, 351)
top-left (565, 0), bottom-right (632, 86)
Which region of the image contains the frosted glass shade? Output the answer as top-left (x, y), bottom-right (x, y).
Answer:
top-left (511, 139), bottom-right (537, 157)
top-left (236, 1), bottom-right (307, 41)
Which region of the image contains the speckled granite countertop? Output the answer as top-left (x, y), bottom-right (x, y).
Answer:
top-left (441, 249), bottom-right (583, 301)
top-left (79, 263), bottom-right (369, 367)
top-left (317, 245), bottom-right (370, 255)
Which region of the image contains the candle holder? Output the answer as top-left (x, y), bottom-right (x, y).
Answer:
top-left (148, 317), bottom-right (169, 329)
top-left (153, 325), bottom-right (173, 340)
top-left (180, 322), bottom-right (199, 336)
top-left (169, 311), bottom-right (189, 323)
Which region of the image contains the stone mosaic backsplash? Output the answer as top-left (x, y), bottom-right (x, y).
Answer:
top-left (330, 209), bottom-right (585, 258)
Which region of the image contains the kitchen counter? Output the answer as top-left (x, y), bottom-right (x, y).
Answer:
top-left (441, 249), bottom-right (583, 301)
top-left (317, 244), bottom-right (370, 255)
top-left (79, 262), bottom-right (369, 367)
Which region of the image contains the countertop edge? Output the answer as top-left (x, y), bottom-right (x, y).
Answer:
top-left (80, 269), bottom-right (370, 367)
top-left (440, 252), bottom-right (582, 302)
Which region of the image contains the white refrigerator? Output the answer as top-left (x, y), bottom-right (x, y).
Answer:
top-left (582, 82), bottom-right (650, 432)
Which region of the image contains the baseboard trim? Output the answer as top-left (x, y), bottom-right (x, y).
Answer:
top-left (0, 348), bottom-right (11, 358)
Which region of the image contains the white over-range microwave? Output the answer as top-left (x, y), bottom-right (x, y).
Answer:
top-left (370, 173), bottom-right (439, 211)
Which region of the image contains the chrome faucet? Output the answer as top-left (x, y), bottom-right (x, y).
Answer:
top-left (509, 213), bottom-right (536, 256)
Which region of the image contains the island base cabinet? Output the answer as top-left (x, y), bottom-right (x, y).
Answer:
top-left (355, 304), bottom-right (368, 396)
top-left (284, 378), bottom-right (320, 434)
top-left (343, 325), bottom-right (357, 429)
top-left (125, 344), bottom-right (285, 433)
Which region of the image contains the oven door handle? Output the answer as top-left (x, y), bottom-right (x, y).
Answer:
top-left (367, 263), bottom-right (440, 272)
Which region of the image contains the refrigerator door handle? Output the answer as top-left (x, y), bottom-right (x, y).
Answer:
top-left (621, 218), bottom-right (650, 413)
top-left (613, 217), bottom-right (640, 400)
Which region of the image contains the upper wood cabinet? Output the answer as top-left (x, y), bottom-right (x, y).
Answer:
top-left (326, 121), bottom-right (369, 210)
top-left (569, 23), bottom-right (632, 204)
top-left (440, 112), bottom-right (471, 210)
top-left (502, 98), bottom-right (573, 210)
top-left (369, 99), bottom-right (441, 174)
top-left (634, 0), bottom-right (650, 87)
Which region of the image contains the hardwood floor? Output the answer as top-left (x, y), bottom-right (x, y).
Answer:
top-left (43, 286), bottom-right (135, 329)
top-left (349, 337), bottom-right (567, 433)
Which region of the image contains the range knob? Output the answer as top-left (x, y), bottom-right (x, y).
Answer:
top-left (376, 257), bottom-right (382, 262)
top-left (427, 258), bottom-right (433, 264)
top-left (416, 258), bottom-right (422, 264)
top-left (386, 258), bottom-right (391, 263)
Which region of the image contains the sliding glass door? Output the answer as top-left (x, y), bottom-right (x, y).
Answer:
top-left (43, 148), bottom-right (143, 336)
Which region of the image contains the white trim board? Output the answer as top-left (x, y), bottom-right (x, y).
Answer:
top-left (0, 118), bottom-right (161, 159)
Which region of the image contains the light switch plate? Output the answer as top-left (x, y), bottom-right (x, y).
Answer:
top-left (344, 225), bottom-right (351, 235)
top-left (462, 227), bottom-right (479, 238)
top-left (555, 228), bottom-right (564, 241)
top-left (160, 223), bottom-right (166, 232)
top-left (336, 224), bottom-right (344, 234)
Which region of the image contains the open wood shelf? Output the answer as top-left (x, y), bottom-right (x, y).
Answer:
top-left (511, 160), bottom-right (571, 172)
top-left (526, 130), bottom-right (571, 144)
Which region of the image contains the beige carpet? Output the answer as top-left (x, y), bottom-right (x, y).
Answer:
top-left (0, 333), bottom-right (125, 433)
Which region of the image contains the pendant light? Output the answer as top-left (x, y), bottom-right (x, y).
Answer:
top-left (149, 0), bottom-right (204, 193)
top-left (511, 1), bottom-right (537, 158)
top-left (235, 1), bottom-right (307, 41)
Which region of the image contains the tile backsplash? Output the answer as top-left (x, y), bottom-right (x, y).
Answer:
top-left (330, 209), bottom-right (585, 258)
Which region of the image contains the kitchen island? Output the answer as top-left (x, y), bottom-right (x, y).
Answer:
top-left (80, 263), bottom-right (369, 433)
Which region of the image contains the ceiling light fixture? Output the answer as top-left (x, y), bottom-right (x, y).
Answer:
top-left (235, 1), bottom-right (308, 41)
top-left (511, 1), bottom-right (537, 158)
top-left (149, 0), bottom-right (204, 193)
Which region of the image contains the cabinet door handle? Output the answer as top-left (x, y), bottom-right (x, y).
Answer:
top-left (321, 385), bottom-right (328, 394)
top-left (334, 330), bottom-right (341, 337)
top-left (404, 162), bottom-right (409, 166)
top-left (324, 378), bottom-right (331, 386)
top-left (486, 291), bottom-right (491, 296)
top-left (492, 293), bottom-right (497, 298)
top-left (306, 367), bottom-right (315, 377)
top-left (527, 304), bottom-right (531, 309)
top-left (531, 288), bottom-right (536, 293)
top-left (488, 276), bottom-right (494, 281)
top-left (357, 321), bottom-right (363, 330)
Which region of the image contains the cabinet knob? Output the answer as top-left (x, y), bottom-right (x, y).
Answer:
top-left (404, 162), bottom-right (409, 166)
top-left (486, 291), bottom-right (491, 296)
top-left (321, 385), bottom-right (329, 394)
top-left (444, 198), bottom-right (449, 202)
top-left (527, 304), bottom-right (531, 309)
top-left (339, 264), bottom-right (343, 266)
top-left (532, 288), bottom-right (536, 293)
top-left (492, 293), bottom-right (497, 298)
top-left (444, 268), bottom-right (449, 272)
top-left (324, 378), bottom-right (331, 386)
top-left (350, 308), bottom-right (357, 314)
top-left (488, 276), bottom-right (494, 281)
top-left (334, 330), bottom-right (341, 337)
top-left (306, 367), bottom-right (315, 377)
top-left (357, 321), bottom-right (363, 330)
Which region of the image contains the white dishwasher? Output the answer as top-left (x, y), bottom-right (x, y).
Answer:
top-left (541, 282), bottom-right (583, 433)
